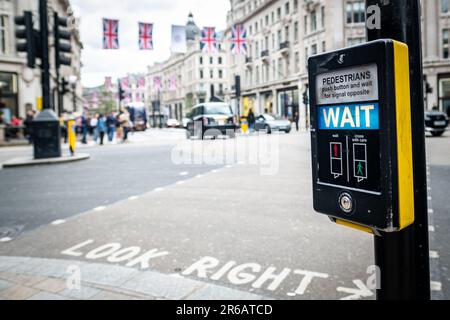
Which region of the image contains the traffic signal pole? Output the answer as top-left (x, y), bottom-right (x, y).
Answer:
top-left (366, 0), bottom-right (431, 299)
top-left (39, 0), bottom-right (51, 111)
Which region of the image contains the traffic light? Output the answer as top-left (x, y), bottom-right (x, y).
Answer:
top-left (15, 11), bottom-right (36, 68)
top-left (54, 13), bottom-right (72, 68)
top-left (235, 75), bottom-right (241, 97)
top-left (61, 77), bottom-right (70, 95)
top-left (118, 83), bottom-right (126, 102)
top-left (426, 82), bottom-right (433, 94)
top-left (303, 91), bottom-right (309, 105)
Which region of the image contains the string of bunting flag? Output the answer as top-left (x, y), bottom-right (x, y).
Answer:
top-left (102, 18), bottom-right (247, 54)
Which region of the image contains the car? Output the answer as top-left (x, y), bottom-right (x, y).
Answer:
top-left (166, 118), bottom-right (180, 128)
top-left (425, 111), bottom-right (449, 137)
top-left (181, 118), bottom-right (191, 129)
top-left (185, 103), bottom-right (238, 139)
top-left (254, 114), bottom-right (292, 134)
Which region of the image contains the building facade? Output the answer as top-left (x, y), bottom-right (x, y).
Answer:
top-left (225, 0), bottom-right (450, 126)
top-left (146, 13), bottom-right (229, 124)
top-left (0, 0), bottom-right (83, 121)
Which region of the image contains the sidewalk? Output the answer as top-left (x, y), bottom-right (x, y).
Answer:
top-left (0, 256), bottom-right (264, 300)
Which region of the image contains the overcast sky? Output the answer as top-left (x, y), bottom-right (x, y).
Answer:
top-left (71, 0), bottom-right (230, 88)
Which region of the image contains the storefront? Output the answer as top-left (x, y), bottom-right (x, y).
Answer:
top-left (242, 94), bottom-right (256, 117)
top-left (277, 87), bottom-right (299, 121)
top-left (0, 72), bottom-right (19, 121)
top-left (438, 74), bottom-right (450, 117)
top-left (260, 91), bottom-right (274, 114)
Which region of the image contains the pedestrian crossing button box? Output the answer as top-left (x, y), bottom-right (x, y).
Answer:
top-left (308, 39), bottom-right (415, 233)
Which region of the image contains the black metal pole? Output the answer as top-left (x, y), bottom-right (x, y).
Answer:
top-left (40, 0), bottom-right (51, 110)
top-left (366, 0), bottom-right (430, 300)
top-left (54, 12), bottom-right (62, 115)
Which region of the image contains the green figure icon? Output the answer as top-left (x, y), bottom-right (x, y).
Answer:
top-left (357, 162), bottom-right (364, 176)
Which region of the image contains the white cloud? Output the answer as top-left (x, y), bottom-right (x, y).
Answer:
top-left (71, 0), bottom-right (230, 87)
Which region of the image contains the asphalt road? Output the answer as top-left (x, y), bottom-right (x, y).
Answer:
top-left (0, 129), bottom-right (449, 300)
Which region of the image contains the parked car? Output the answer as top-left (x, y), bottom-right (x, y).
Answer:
top-left (166, 118), bottom-right (180, 128)
top-left (254, 114), bottom-right (292, 134)
top-left (425, 111), bottom-right (449, 137)
top-left (186, 103), bottom-right (238, 139)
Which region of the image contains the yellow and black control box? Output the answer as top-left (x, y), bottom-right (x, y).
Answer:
top-left (308, 39), bottom-right (414, 233)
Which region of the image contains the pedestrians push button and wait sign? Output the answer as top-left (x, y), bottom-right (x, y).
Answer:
top-left (308, 40), bottom-right (415, 234)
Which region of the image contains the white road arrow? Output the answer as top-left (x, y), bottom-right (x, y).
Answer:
top-left (337, 280), bottom-right (374, 300)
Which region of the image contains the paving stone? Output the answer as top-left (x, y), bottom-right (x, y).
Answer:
top-left (0, 279), bottom-right (12, 290)
top-left (33, 278), bottom-right (67, 293)
top-left (187, 284), bottom-right (263, 300)
top-left (121, 272), bottom-right (203, 300)
top-left (0, 257), bottom-right (31, 272)
top-left (79, 263), bottom-right (139, 287)
top-left (0, 272), bottom-right (47, 286)
top-left (28, 292), bottom-right (70, 300)
top-left (59, 285), bottom-right (100, 300)
top-left (0, 284), bottom-right (39, 300)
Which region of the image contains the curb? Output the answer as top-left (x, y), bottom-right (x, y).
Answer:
top-left (1, 153), bottom-right (90, 169)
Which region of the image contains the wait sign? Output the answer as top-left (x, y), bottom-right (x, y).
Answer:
top-left (308, 39), bottom-right (415, 234)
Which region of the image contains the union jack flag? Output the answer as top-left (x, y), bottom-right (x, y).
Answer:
top-left (137, 77), bottom-right (146, 89)
top-left (153, 76), bottom-right (162, 91)
top-left (169, 75), bottom-right (177, 91)
top-left (231, 25), bottom-right (247, 55)
top-left (103, 18), bottom-right (119, 49)
top-left (200, 27), bottom-right (218, 54)
top-left (104, 76), bottom-right (112, 91)
top-left (120, 77), bottom-right (129, 90)
top-left (139, 22), bottom-right (153, 50)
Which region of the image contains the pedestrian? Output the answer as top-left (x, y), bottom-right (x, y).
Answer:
top-left (97, 114), bottom-right (107, 145)
top-left (60, 112), bottom-right (68, 144)
top-left (90, 113), bottom-right (99, 143)
top-left (118, 108), bottom-right (131, 143)
top-left (294, 112), bottom-right (300, 132)
top-left (24, 110), bottom-right (35, 144)
top-left (116, 111), bottom-right (124, 142)
top-left (106, 112), bottom-right (117, 142)
top-left (247, 108), bottom-right (255, 132)
top-left (81, 113), bottom-right (88, 144)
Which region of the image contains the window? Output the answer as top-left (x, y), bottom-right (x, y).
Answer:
top-left (443, 29), bottom-right (450, 59)
top-left (322, 41), bottom-right (326, 52)
top-left (295, 51), bottom-right (300, 73)
top-left (200, 69), bottom-right (204, 79)
top-left (311, 44), bottom-right (318, 55)
top-left (218, 57), bottom-right (223, 64)
top-left (265, 36), bottom-right (269, 50)
top-left (311, 10), bottom-right (317, 32)
top-left (265, 15), bottom-right (269, 26)
top-left (346, 1), bottom-right (365, 24)
top-left (210, 69), bottom-right (214, 79)
top-left (285, 26), bottom-right (290, 42)
top-left (277, 7), bottom-right (282, 20)
top-left (249, 25), bottom-right (253, 35)
top-left (347, 37), bottom-right (365, 46)
top-left (256, 66), bottom-right (260, 84)
top-left (219, 69), bottom-right (223, 79)
top-left (321, 6), bottom-right (325, 28)
top-left (271, 12), bottom-right (275, 24)
top-left (199, 57), bottom-right (203, 65)
top-left (294, 22), bottom-right (299, 42)
top-left (277, 30), bottom-right (282, 47)
top-left (0, 15), bottom-right (9, 55)
top-left (304, 15), bottom-right (308, 34)
top-left (272, 33), bottom-right (275, 51)
top-left (278, 58), bottom-right (283, 79)
top-left (219, 84), bottom-right (223, 94)
top-left (442, 0), bottom-right (450, 13)
top-left (305, 47), bottom-right (309, 66)
top-left (210, 57), bottom-right (213, 64)
top-left (285, 2), bottom-right (290, 15)
top-left (294, 0), bottom-right (298, 11)
top-left (255, 21), bottom-right (258, 33)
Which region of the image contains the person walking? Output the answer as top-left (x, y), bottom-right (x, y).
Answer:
top-left (97, 114), bottom-right (107, 145)
top-left (119, 108), bottom-right (131, 143)
top-left (294, 112), bottom-right (300, 132)
top-left (116, 111), bottom-right (124, 143)
top-left (106, 112), bottom-right (117, 142)
top-left (247, 108), bottom-right (256, 132)
top-left (90, 113), bottom-right (99, 143)
top-left (81, 113), bottom-right (88, 144)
